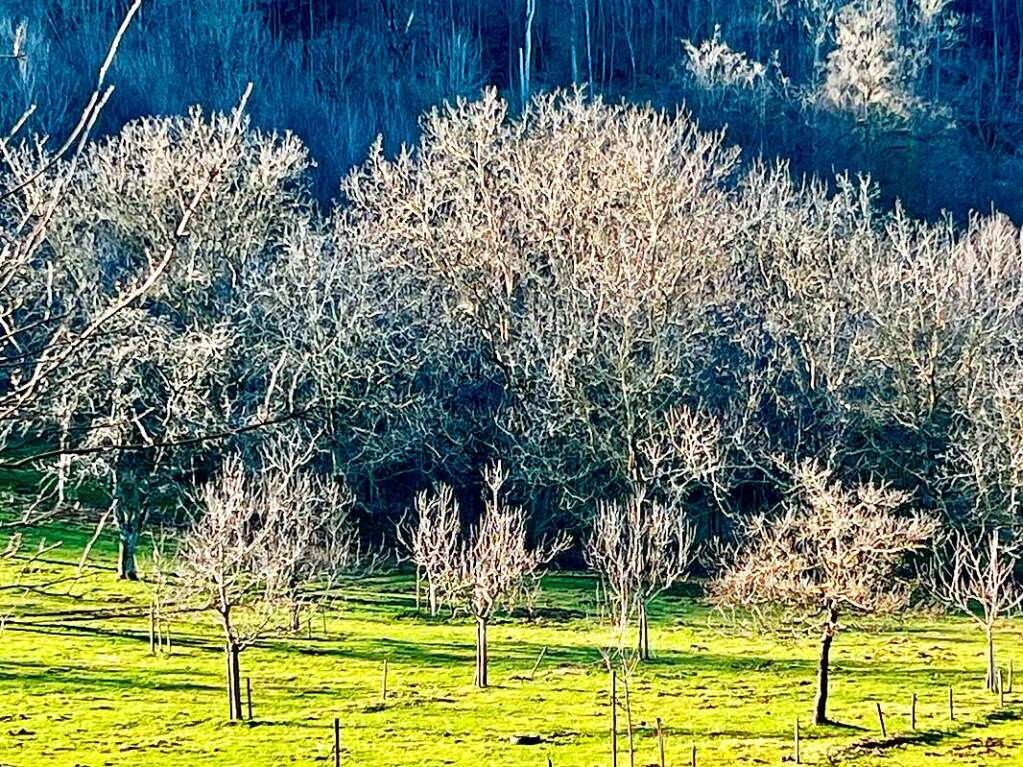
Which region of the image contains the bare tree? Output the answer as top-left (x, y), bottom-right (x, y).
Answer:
top-left (928, 527), bottom-right (1023, 692)
top-left (0, 3), bottom-right (268, 570)
top-left (823, 0), bottom-right (922, 121)
top-left (452, 463), bottom-right (569, 688)
top-left (710, 461), bottom-right (937, 725)
top-left (175, 454), bottom-right (356, 720)
top-left (586, 487), bottom-right (698, 661)
top-left (258, 435), bottom-right (359, 632)
top-left (347, 89), bottom-right (740, 523)
top-left (0, 1), bottom-right (142, 471)
top-left (397, 482), bottom-right (461, 617)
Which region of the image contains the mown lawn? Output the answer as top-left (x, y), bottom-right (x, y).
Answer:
top-left (0, 519), bottom-right (1021, 766)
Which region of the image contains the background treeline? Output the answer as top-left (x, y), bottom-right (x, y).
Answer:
top-left (3, 85), bottom-right (1020, 577)
top-left (2, 0), bottom-right (1022, 217)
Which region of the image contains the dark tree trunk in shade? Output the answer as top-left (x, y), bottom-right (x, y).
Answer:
top-left (117, 527), bottom-right (139, 580)
top-left (225, 642), bottom-right (243, 720)
top-left (638, 602), bottom-right (650, 660)
top-left (814, 607), bottom-right (839, 725)
top-left (474, 617), bottom-right (488, 688)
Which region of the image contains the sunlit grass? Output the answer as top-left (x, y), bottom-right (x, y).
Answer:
top-left (0, 520), bottom-right (1020, 766)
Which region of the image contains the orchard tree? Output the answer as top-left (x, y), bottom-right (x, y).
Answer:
top-left (928, 527), bottom-right (1023, 692)
top-left (586, 488), bottom-right (697, 660)
top-left (176, 454), bottom-right (356, 720)
top-left (397, 482), bottom-right (461, 617)
top-left (711, 461), bottom-right (937, 725)
top-left (584, 406), bottom-right (718, 659)
top-left (453, 463), bottom-right (569, 688)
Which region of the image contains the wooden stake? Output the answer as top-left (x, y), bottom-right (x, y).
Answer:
top-left (690, 742), bottom-right (696, 767)
top-left (623, 676), bottom-right (635, 767)
top-left (948, 687), bottom-right (954, 720)
top-left (529, 646), bottom-right (548, 680)
top-left (381, 659), bottom-right (388, 704)
top-left (656, 718), bottom-right (665, 767)
top-left (307, 614), bottom-right (313, 639)
top-left (246, 677), bottom-right (253, 721)
top-left (910, 693), bottom-right (916, 731)
top-left (1009, 659), bottom-right (1014, 693)
top-left (610, 670), bottom-right (618, 767)
top-left (998, 669), bottom-right (1005, 707)
top-left (875, 703), bottom-right (886, 737)
top-left (334, 717), bottom-right (341, 767)
top-left (149, 604), bottom-right (156, 654)
top-left (794, 717), bottom-right (800, 764)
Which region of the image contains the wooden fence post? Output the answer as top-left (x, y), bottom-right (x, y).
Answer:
top-left (794, 717), bottom-right (800, 764)
top-left (948, 687), bottom-right (954, 720)
top-left (656, 718), bottom-right (665, 767)
top-left (334, 717), bottom-right (341, 767)
top-left (610, 670), bottom-right (618, 767)
top-left (910, 693), bottom-right (916, 731)
top-left (998, 669), bottom-right (1005, 707)
top-left (149, 604), bottom-right (156, 654)
top-left (529, 646), bottom-right (548, 680)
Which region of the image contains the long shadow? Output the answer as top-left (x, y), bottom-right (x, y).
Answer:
top-left (818, 718), bottom-right (868, 732)
top-left (828, 699), bottom-right (1021, 761)
top-left (6, 610), bottom-right (993, 697)
top-left (0, 658), bottom-right (219, 694)
top-left (1, 620), bottom-right (218, 653)
top-left (276, 631), bottom-right (835, 684)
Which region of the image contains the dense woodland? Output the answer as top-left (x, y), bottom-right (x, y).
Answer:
top-left (2, 0), bottom-right (1023, 216)
top-left (2, 0), bottom-right (1023, 732)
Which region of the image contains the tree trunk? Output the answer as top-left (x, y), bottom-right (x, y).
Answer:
top-left (638, 602), bottom-right (650, 661)
top-left (986, 625), bottom-right (997, 692)
top-left (428, 580), bottom-right (439, 618)
top-left (117, 527), bottom-right (139, 581)
top-left (290, 602), bottom-right (302, 633)
top-left (225, 642), bottom-right (243, 720)
top-left (474, 616), bottom-right (488, 688)
top-left (814, 609), bottom-right (838, 725)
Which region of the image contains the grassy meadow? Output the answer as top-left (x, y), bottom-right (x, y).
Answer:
top-left (0, 519), bottom-right (1021, 767)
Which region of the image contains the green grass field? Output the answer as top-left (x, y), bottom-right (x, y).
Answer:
top-left (1, 519), bottom-right (1021, 767)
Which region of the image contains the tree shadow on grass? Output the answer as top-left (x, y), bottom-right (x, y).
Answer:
top-left (816, 718), bottom-right (868, 732)
top-left (0, 658), bottom-right (219, 693)
top-left (830, 703), bottom-right (1021, 761)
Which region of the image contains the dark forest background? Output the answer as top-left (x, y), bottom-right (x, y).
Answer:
top-left (2, 0), bottom-right (1022, 219)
